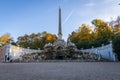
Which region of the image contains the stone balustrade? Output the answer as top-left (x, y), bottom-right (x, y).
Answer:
top-left (80, 42), bottom-right (117, 61)
top-left (0, 44), bottom-right (42, 61)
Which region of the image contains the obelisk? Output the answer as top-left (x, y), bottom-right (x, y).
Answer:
top-left (58, 7), bottom-right (62, 40)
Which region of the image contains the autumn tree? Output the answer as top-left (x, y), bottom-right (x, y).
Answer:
top-left (92, 19), bottom-right (113, 47)
top-left (70, 24), bottom-right (93, 49)
top-left (17, 32), bottom-right (57, 49)
top-left (70, 19), bottom-right (113, 49)
top-left (0, 33), bottom-right (13, 46)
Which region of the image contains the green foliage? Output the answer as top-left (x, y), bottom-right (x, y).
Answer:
top-left (112, 33), bottom-right (120, 60)
top-left (76, 41), bottom-right (91, 49)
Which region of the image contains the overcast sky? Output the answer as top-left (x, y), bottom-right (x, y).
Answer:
top-left (0, 0), bottom-right (120, 41)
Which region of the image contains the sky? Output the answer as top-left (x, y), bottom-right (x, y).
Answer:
top-left (0, 0), bottom-right (120, 41)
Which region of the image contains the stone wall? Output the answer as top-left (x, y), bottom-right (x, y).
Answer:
top-left (0, 42), bottom-right (117, 62)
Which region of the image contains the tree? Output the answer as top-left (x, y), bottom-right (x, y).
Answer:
top-left (17, 32), bottom-right (57, 49)
top-left (45, 33), bottom-right (57, 43)
top-left (70, 24), bottom-right (92, 49)
top-left (113, 25), bottom-right (120, 33)
top-left (112, 33), bottom-right (120, 61)
top-left (0, 33), bottom-right (13, 46)
top-left (92, 19), bottom-right (113, 46)
top-left (70, 19), bottom-right (113, 49)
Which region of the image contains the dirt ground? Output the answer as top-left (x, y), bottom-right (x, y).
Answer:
top-left (0, 62), bottom-right (120, 80)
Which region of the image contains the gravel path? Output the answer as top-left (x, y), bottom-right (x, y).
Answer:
top-left (0, 62), bottom-right (120, 80)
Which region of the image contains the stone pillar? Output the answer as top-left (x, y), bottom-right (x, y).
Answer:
top-left (27, 47), bottom-right (30, 54)
top-left (91, 46), bottom-right (94, 54)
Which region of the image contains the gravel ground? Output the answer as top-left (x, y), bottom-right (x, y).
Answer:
top-left (0, 62), bottom-right (120, 80)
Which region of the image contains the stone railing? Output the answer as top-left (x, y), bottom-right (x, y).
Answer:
top-left (80, 41), bottom-right (117, 61)
top-left (0, 44), bottom-right (42, 61)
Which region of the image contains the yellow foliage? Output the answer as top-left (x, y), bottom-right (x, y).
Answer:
top-left (46, 34), bottom-right (52, 41)
top-left (0, 33), bottom-right (12, 45)
top-left (45, 33), bottom-right (57, 43)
